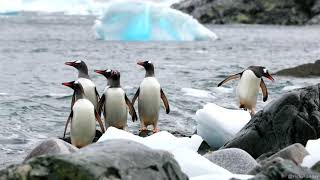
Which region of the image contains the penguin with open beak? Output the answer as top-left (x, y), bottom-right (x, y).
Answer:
top-left (62, 81), bottom-right (105, 148)
top-left (132, 60), bottom-right (170, 133)
top-left (65, 60), bottom-right (100, 109)
top-left (95, 69), bottom-right (137, 130)
top-left (217, 66), bottom-right (274, 116)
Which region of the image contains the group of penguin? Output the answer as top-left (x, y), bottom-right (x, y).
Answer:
top-left (62, 60), bottom-right (170, 148)
top-left (62, 60), bottom-right (274, 148)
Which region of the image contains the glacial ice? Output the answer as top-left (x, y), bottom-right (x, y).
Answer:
top-left (302, 138), bottom-right (320, 168)
top-left (93, 1), bottom-right (218, 41)
top-left (195, 103), bottom-right (251, 149)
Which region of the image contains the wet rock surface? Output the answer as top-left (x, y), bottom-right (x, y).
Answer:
top-left (276, 60), bottom-right (320, 77)
top-left (222, 84), bottom-right (320, 159)
top-left (1, 140), bottom-right (188, 180)
top-left (172, 0), bottom-right (320, 25)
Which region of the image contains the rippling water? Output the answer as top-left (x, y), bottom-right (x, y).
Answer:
top-left (0, 13), bottom-right (319, 167)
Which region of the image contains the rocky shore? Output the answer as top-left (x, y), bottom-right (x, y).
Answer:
top-left (276, 60), bottom-right (320, 77)
top-left (172, 0), bottom-right (320, 25)
top-left (1, 84), bottom-right (320, 179)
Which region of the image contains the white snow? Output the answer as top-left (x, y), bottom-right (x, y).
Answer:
top-left (181, 88), bottom-right (214, 98)
top-left (195, 103), bottom-right (251, 149)
top-left (302, 138), bottom-right (320, 168)
top-left (93, 0), bottom-right (217, 41)
top-left (98, 127), bottom-right (250, 178)
top-left (190, 174), bottom-right (253, 180)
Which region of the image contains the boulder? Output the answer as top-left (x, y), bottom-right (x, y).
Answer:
top-left (276, 60), bottom-right (320, 77)
top-left (204, 148), bottom-right (257, 174)
top-left (222, 84), bottom-right (320, 159)
top-left (257, 143), bottom-right (309, 165)
top-left (172, 0), bottom-right (320, 25)
top-left (312, 161), bottom-right (320, 173)
top-left (0, 140), bottom-right (188, 180)
top-left (249, 157), bottom-right (320, 180)
top-left (23, 138), bottom-right (78, 162)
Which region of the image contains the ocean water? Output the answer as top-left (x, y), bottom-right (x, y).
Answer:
top-left (0, 13), bottom-right (320, 167)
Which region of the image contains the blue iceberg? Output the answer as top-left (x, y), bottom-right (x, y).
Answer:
top-left (93, 1), bottom-right (217, 41)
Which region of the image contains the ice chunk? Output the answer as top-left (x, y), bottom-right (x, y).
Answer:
top-left (98, 127), bottom-right (203, 152)
top-left (93, 1), bottom-right (217, 41)
top-left (302, 138), bottom-right (320, 167)
top-left (195, 103), bottom-right (251, 149)
top-left (181, 88), bottom-right (215, 98)
top-left (191, 174), bottom-right (253, 180)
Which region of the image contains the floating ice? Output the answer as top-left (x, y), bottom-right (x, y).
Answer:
top-left (302, 138), bottom-right (320, 168)
top-left (93, 1), bottom-right (217, 41)
top-left (195, 103), bottom-right (251, 149)
top-left (181, 88), bottom-right (214, 98)
top-left (190, 174), bottom-right (253, 180)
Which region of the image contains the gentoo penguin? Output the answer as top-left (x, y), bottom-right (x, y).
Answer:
top-left (62, 81), bottom-right (105, 148)
top-left (95, 69), bottom-right (137, 130)
top-left (217, 66), bottom-right (274, 116)
top-left (65, 60), bottom-right (100, 109)
top-left (132, 61), bottom-right (170, 133)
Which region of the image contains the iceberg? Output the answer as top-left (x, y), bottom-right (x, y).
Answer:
top-left (195, 103), bottom-right (251, 149)
top-left (93, 1), bottom-right (217, 41)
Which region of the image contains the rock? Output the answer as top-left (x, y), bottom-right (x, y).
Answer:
top-left (248, 157), bottom-right (320, 180)
top-left (308, 14), bottom-right (320, 24)
top-left (222, 84), bottom-right (320, 159)
top-left (312, 161), bottom-right (320, 173)
top-left (204, 148), bottom-right (257, 174)
top-left (60, 129), bottom-right (103, 144)
top-left (276, 60), bottom-right (320, 77)
top-left (0, 140), bottom-right (188, 180)
top-left (23, 138), bottom-right (78, 163)
top-left (257, 143), bottom-right (309, 165)
top-left (172, 0), bottom-right (320, 25)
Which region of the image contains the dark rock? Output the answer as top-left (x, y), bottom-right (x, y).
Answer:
top-left (60, 129), bottom-right (103, 144)
top-left (23, 138), bottom-right (78, 163)
top-left (308, 14), bottom-right (320, 24)
top-left (312, 161), bottom-right (320, 173)
top-left (204, 148), bottom-right (257, 174)
top-left (257, 143), bottom-right (309, 165)
top-left (172, 0), bottom-right (320, 25)
top-left (276, 60), bottom-right (320, 77)
top-left (222, 84), bottom-right (320, 159)
top-left (0, 140), bottom-right (188, 180)
top-left (248, 157), bottom-right (320, 180)
top-left (197, 140), bottom-right (214, 155)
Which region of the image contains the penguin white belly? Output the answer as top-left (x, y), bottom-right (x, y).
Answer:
top-left (71, 99), bottom-right (96, 148)
top-left (104, 88), bottom-right (128, 129)
top-left (138, 77), bottom-right (161, 126)
top-left (77, 78), bottom-right (98, 109)
top-left (236, 70), bottom-right (261, 109)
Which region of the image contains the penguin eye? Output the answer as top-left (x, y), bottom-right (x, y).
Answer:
top-left (263, 68), bottom-right (267, 74)
top-left (75, 60), bottom-right (81, 64)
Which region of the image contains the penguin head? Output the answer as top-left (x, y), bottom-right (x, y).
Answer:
top-left (137, 60), bottom-right (155, 77)
top-left (111, 70), bottom-right (120, 80)
top-left (65, 60), bottom-right (89, 76)
top-left (249, 66), bottom-right (274, 81)
top-left (62, 81), bottom-right (84, 94)
top-left (94, 69), bottom-right (113, 79)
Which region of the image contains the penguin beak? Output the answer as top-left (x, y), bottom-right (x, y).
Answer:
top-left (266, 74), bottom-right (275, 81)
top-left (65, 61), bottom-right (75, 67)
top-left (94, 70), bottom-right (105, 75)
top-left (137, 61), bottom-right (145, 67)
top-left (62, 82), bottom-right (74, 87)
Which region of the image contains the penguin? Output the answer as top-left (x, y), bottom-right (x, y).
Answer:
top-left (132, 60), bottom-right (170, 133)
top-left (217, 66), bottom-right (274, 116)
top-left (65, 60), bottom-right (100, 109)
top-left (95, 69), bottom-right (137, 130)
top-left (62, 81), bottom-right (105, 148)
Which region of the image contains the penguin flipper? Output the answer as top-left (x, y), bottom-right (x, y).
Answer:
top-left (63, 111), bottom-right (73, 138)
top-left (95, 87), bottom-right (100, 102)
top-left (71, 92), bottom-right (76, 109)
top-left (217, 73), bottom-right (242, 87)
top-left (132, 88), bottom-right (140, 105)
top-left (160, 88), bottom-right (170, 114)
top-left (95, 110), bottom-right (105, 133)
top-left (97, 94), bottom-right (105, 116)
top-left (260, 79), bottom-right (268, 102)
top-left (125, 94), bottom-right (138, 122)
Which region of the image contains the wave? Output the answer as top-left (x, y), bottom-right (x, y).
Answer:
top-left (93, 1), bottom-right (217, 41)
